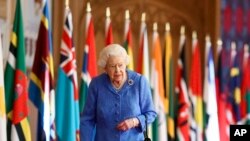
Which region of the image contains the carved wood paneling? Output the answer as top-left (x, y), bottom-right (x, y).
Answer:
top-left (74, 0), bottom-right (217, 77)
top-left (53, 0), bottom-right (218, 82)
top-left (0, 0), bottom-right (218, 89)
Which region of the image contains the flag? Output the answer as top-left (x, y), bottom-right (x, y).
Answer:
top-left (136, 13), bottom-right (152, 138)
top-left (0, 29), bottom-right (7, 141)
top-left (216, 43), bottom-right (230, 141)
top-left (79, 2), bottom-right (97, 113)
top-left (28, 1), bottom-right (56, 140)
top-left (105, 7), bottom-right (113, 45)
top-left (240, 44), bottom-right (250, 124)
top-left (189, 31), bottom-right (203, 141)
top-left (150, 23), bottom-right (167, 141)
top-left (175, 26), bottom-right (190, 141)
top-left (163, 23), bottom-right (174, 141)
top-left (203, 36), bottom-right (220, 141)
top-left (4, 0), bottom-right (31, 140)
top-left (229, 42), bottom-right (241, 123)
top-left (123, 10), bottom-right (134, 70)
top-left (55, 6), bottom-right (80, 141)
top-left (137, 13), bottom-right (150, 81)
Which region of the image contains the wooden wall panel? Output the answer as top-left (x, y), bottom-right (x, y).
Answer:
top-left (52, 0), bottom-right (219, 84)
top-left (0, 0), bottom-right (6, 18)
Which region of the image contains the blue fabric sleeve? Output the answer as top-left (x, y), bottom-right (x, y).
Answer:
top-left (136, 75), bottom-right (157, 132)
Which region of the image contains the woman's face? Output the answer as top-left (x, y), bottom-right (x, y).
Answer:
top-left (105, 55), bottom-right (127, 83)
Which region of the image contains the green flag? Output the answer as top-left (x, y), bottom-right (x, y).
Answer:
top-left (4, 0), bottom-right (31, 140)
top-left (164, 23), bottom-right (175, 141)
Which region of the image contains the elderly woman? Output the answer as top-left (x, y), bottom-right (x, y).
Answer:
top-left (80, 44), bottom-right (156, 141)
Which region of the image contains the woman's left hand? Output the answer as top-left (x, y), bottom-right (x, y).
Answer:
top-left (116, 118), bottom-right (138, 131)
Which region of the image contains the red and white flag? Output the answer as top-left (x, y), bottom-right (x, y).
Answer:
top-left (137, 13), bottom-right (150, 81)
top-left (189, 31), bottom-right (203, 141)
top-left (150, 23), bottom-right (167, 141)
top-left (79, 2), bottom-right (97, 113)
top-left (123, 10), bottom-right (134, 70)
top-left (175, 26), bottom-right (190, 141)
top-left (105, 7), bottom-right (113, 45)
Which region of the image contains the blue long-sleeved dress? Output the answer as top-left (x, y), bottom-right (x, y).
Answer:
top-left (80, 70), bottom-right (157, 141)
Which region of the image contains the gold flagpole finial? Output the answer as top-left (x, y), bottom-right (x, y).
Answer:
top-left (125, 10), bottom-right (130, 20)
top-left (217, 39), bottom-right (222, 46)
top-left (86, 2), bottom-right (91, 12)
top-left (141, 13), bottom-right (146, 22)
top-left (180, 25), bottom-right (185, 35)
top-left (244, 44), bottom-right (249, 52)
top-left (106, 7), bottom-right (110, 17)
top-left (65, 0), bottom-right (69, 7)
top-left (165, 22), bottom-right (170, 32)
top-left (192, 31), bottom-right (197, 40)
top-left (217, 39), bottom-right (223, 54)
top-left (205, 35), bottom-right (210, 43)
top-left (153, 22), bottom-right (158, 31)
top-left (231, 41), bottom-right (236, 51)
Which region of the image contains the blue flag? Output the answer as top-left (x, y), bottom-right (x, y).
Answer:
top-left (55, 6), bottom-right (80, 141)
top-left (29, 1), bottom-right (56, 140)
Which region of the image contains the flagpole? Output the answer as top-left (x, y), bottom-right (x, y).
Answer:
top-left (65, 0), bottom-right (69, 7)
top-left (141, 12), bottom-right (146, 22)
top-left (244, 44), bottom-right (249, 59)
top-left (125, 10), bottom-right (129, 20)
top-left (85, 2), bottom-right (91, 36)
top-left (165, 22), bottom-right (170, 32)
top-left (192, 31), bottom-right (197, 52)
top-left (215, 39), bottom-right (222, 67)
top-left (86, 2), bottom-right (91, 12)
top-left (205, 35), bottom-right (211, 60)
top-left (205, 35), bottom-right (211, 48)
top-left (153, 22), bottom-right (157, 32)
top-left (105, 6), bottom-right (114, 45)
top-left (192, 31), bottom-right (197, 40)
top-left (106, 7), bottom-right (110, 17)
top-left (180, 25), bottom-right (185, 35)
top-left (231, 41), bottom-right (236, 60)
top-left (3, 0), bottom-right (12, 67)
top-left (217, 39), bottom-right (222, 54)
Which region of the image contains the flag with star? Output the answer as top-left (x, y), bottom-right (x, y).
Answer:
top-left (55, 6), bottom-right (80, 141)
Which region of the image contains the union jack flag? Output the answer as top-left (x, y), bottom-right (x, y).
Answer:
top-left (59, 12), bottom-right (78, 99)
top-left (55, 6), bottom-right (80, 141)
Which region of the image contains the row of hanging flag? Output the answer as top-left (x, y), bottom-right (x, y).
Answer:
top-left (1, 0), bottom-right (250, 141)
top-left (0, 0), bottom-right (81, 140)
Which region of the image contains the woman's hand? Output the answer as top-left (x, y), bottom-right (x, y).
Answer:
top-left (116, 118), bottom-right (139, 131)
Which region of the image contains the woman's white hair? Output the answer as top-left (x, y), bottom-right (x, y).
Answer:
top-left (98, 44), bottom-right (130, 68)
